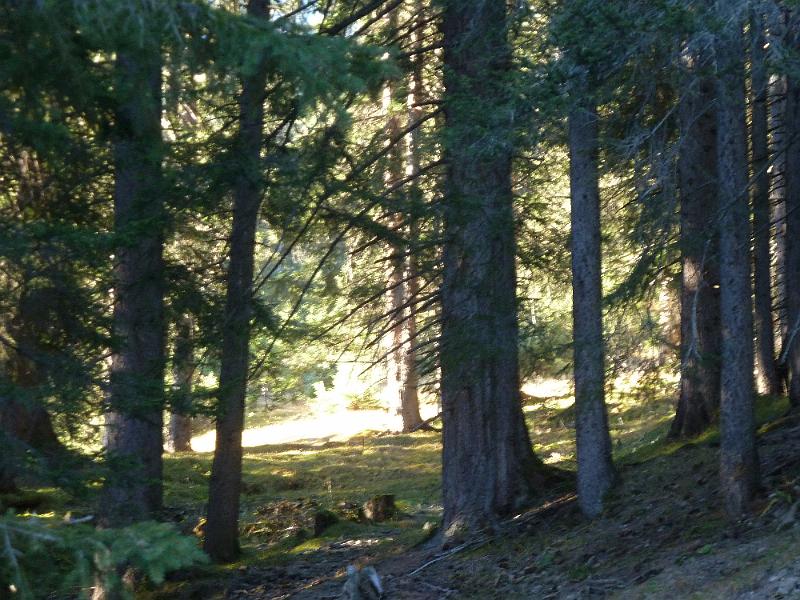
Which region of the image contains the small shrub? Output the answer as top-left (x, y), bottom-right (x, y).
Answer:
top-left (345, 390), bottom-right (382, 411)
top-left (0, 513), bottom-right (208, 599)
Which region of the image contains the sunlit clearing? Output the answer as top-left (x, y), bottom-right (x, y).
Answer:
top-left (521, 378), bottom-right (572, 399)
top-left (192, 359), bottom-right (439, 451)
top-left (192, 408), bottom-right (435, 452)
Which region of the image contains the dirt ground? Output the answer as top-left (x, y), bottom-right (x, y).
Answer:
top-left (157, 415), bottom-right (800, 599)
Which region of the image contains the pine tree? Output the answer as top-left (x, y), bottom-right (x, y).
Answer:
top-left (205, 0), bottom-right (271, 563)
top-left (101, 31), bottom-right (166, 527)
top-left (439, 0), bottom-right (552, 539)
top-left (671, 42), bottom-right (721, 438)
top-left (714, 0), bottom-right (759, 517)
top-left (569, 96), bottom-right (616, 517)
top-left (750, 4), bottom-right (780, 396)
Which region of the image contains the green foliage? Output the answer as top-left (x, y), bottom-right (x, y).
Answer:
top-left (345, 388), bottom-right (383, 411)
top-left (0, 514), bottom-right (207, 599)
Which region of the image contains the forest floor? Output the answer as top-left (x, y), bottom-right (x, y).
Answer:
top-left (31, 381), bottom-right (800, 599)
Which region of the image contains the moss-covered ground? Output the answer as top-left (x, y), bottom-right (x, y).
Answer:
top-left (14, 384), bottom-right (800, 598)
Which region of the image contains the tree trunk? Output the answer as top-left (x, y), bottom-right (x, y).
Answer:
top-left (785, 68), bottom-right (800, 409)
top-left (169, 314), bottom-right (194, 453)
top-left (750, 6), bottom-right (781, 396)
top-left (768, 0), bottom-right (789, 363)
top-left (3, 286), bottom-right (65, 456)
top-left (439, 0), bottom-right (551, 541)
top-left (100, 48), bottom-right (166, 527)
top-left (400, 238), bottom-right (423, 432)
top-left (204, 0), bottom-right (269, 563)
top-left (382, 6), bottom-right (423, 433)
top-left (770, 70), bottom-right (789, 389)
top-left (0, 396), bottom-right (63, 493)
top-left (670, 59), bottom-right (721, 438)
top-left (714, 5), bottom-right (759, 517)
top-left (568, 101), bottom-right (616, 518)
top-left (384, 78), bottom-right (410, 429)
top-left (399, 0), bottom-right (427, 434)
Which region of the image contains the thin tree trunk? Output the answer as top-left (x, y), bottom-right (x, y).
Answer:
top-left (384, 73), bottom-right (409, 428)
top-left (204, 0), bottom-right (269, 563)
top-left (770, 71), bottom-right (789, 387)
top-left (767, 1), bottom-right (790, 391)
top-left (100, 48), bottom-right (166, 527)
top-left (785, 69), bottom-right (800, 409)
top-left (671, 59), bottom-right (721, 438)
top-left (400, 0), bottom-right (425, 433)
top-left (439, 0), bottom-right (552, 541)
top-left (750, 6), bottom-right (781, 396)
top-left (568, 101), bottom-right (616, 518)
top-left (714, 4), bottom-right (759, 517)
top-left (383, 4), bottom-right (423, 433)
top-left (169, 315), bottom-right (194, 453)
top-left (400, 247), bottom-right (423, 431)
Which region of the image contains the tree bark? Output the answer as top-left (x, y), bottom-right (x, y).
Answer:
top-left (768, 0), bottom-right (789, 358)
top-left (785, 68), bottom-right (800, 409)
top-left (714, 4), bottom-right (759, 517)
top-left (0, 395), bottom-right (63, 493)
top-left (383, 5), bottom-right (423, 433)
top-left (2, 285), bottom-right (66, 458)
top-left (100, 48), bottom-right (166, 527)
top-left (168, 314), bottom-right (194, 453)
top-left (670, 57), bottom-right (721, 438)
top-left (750, 6), bottom-right (781, 396)
top-left (204, 0), bottom-right (270, 563)
top-left (384, 77), bottom-right (412, 429)
top-left (439, 0), bottom-right (551, 541)
top-left (0, 158), bottom-right (69, 491)
top-left (770, 70), bottom-right (789, 389)
top-left (568, 101), bottom-right (616, 518)
top-left (399, 0), bottom-right (429, 434)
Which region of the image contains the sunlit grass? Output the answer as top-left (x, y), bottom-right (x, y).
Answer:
top-left (18, 377), bottom-right (795, 598)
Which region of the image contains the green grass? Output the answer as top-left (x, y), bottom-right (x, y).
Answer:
top-left (17, 384), bottom-right (796, 598)
top-left (161, 430), bottom-right (442, 571)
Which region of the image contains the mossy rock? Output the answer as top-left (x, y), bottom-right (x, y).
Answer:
top-left (362, 494), bottom-right (397, 522)
top-left (313, 509), bottom-right (339, 536)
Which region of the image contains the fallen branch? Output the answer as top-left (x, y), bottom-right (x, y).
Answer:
top-left (409, 413), bottom-right (442, 433)
top-left (407, 540), bottom-right (483, 577)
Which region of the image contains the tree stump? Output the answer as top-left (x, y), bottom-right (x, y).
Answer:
top-left (362, 495), bottom-right (396, 522)
top-left (314, 509), bottom-right (339, 536)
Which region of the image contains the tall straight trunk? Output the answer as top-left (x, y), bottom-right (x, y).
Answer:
top-left (750, 6), bottom-right (781, 396)
top-left (671, 61), bottom-right (721, 438)
top-left (771, 72), bottom-right (789, 374)
top-left (204, 0), bottom-right (269, 563)
top-left (785, 70), bottom-right (800, 409)
top-left (169, 315), bottom-right (194, 453)
top-left (383, 6), bottom-right (423, 432)
top-left (400, 248), bottom-right (423, 430)
top-left (769, 0), bottom-right (789, 333)
top-left (568, 101), bottom-right (615, 518)
top-left (100, 48), bottom-right (166, 527)
top-left (439, 0), bottom-right (550, 541)
top-left (397, 1), bottom-right (427, 433)
top-left (384, 78), bottom-right (410, 427)
top-left (714, 4), bottom-right (759, 517)
top-left (768, 3), bottom-right (790, 390)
